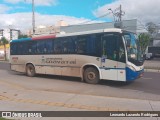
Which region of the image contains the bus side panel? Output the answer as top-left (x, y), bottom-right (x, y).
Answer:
top-left (100, 69), bottom-right (117, 80)
top-left (35, 66), bottom-right (47, 74)
top-left (61, 67), bottom-right (80, 77)
top-left (117, 69), bottom-right (126, 81)
top-left (35, 66), bottom-right (80, 77)
top-left (10, 56), bottom-right (26, 73)
top-left (11, 64), bottom-right (26, 73)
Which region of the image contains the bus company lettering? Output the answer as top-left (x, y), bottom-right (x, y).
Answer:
top-left (45, 58), bottom-right (76, 64)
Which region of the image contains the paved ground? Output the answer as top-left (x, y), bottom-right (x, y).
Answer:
top-left (0, 60), bottom-right (160, 120)
top-left (144, 58), bottom-right (160, 71)
top-left (0, 63), bottom-right (160, 100)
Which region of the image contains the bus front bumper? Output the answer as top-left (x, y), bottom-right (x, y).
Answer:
top-left (126, 67), bottom-right (144, 81)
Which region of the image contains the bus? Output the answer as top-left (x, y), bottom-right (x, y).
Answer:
top-left (10, 28), bottom-right (144, 84)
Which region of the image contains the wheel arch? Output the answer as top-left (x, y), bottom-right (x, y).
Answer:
top-left (80, 63), bottom-right (102, 81)
top-left (25, 62), bottom-right (36, 71)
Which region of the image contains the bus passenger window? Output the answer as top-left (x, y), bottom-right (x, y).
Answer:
top-left (54, 39), bottom-right (62, 54)
top-left (77, 43), bottom-right (84, 54)
top-left (76, 36), bottom-right (87, 54)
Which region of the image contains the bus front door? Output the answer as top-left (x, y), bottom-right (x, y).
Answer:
top-left (101, 34), bottom-right (118, 81)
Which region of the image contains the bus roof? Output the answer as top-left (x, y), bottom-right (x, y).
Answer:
top-left (11, 28), bottom-right (123, 43)
top-left (57, 28), bottom-right (122, 37)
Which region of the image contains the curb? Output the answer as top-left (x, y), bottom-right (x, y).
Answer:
top-left (144, 66), bottom-right (160, 73)
top-left (144, 69), bottom-right (160, 73)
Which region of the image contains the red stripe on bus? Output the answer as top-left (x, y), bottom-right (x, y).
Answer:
top-left (32, 35), bottom-right (56, 40)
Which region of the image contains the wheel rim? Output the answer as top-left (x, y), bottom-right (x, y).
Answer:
top-left (87, 72), bottom-right (96, 80)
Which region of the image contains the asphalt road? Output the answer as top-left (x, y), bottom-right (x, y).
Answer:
top-left (0, 62), bottom-right (160, 101)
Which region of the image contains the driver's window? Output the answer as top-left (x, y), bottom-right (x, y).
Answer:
top-left (118, 39), bottom-right (126, 63)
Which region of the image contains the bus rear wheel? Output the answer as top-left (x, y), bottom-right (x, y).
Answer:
top-left (26, 64), bottom-right (35, 77)
top-left (84, 67), bottom-right (99, 84)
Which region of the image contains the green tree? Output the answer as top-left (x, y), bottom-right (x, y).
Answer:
top-left (146, 22), bottom-right (159, 46)
top-left (18, 34), bottom-right (28, 39)
top-left (146, 22), bottom-right (159, 37)
top-left (0, 37), bottom-right (9, 60)
top-left (138, 33), bottom-right (151, 55)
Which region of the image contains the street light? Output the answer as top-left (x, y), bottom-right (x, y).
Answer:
top-left (108, 8), bottom-right (115, 22)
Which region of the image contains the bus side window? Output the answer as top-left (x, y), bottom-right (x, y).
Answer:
top-left (76, 36), bottom-right (87, 54)
top-left (86, 34), bottom-right (97, 56)
top-left (37, 41), bottom-right (46, 54)
top-left (68, 39), bottom-right (74, 53)
top-left (54, 39), bottom-right (62, 54)
top-left (95, 34), bottom-right (102, 57)
top-left (28, 41), bottom-right (37, 54)
top-left (62, 39), bottom-right (69, 54)
top-left (10, 43), bottom-right (17, 55)
top-left (17, 43), bottom-right (24, 55)
top-left (19, 42), bottom-right (28, 55)
top-left (46, 39), bottom-right (53, 54)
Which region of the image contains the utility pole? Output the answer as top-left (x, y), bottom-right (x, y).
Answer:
top-left (32, 0), bottom-right (35, 35)
top-left (119, 5), bottom-right (122, 21)
top-left (108, 5), bottom-right (125, 28)
top-left (109, 4), bottom-right (125, 22)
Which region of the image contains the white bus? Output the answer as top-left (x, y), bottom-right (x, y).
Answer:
top-left (10, 28), bottom-right (144, 84)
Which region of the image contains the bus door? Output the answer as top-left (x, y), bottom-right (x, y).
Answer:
top-left (101, 33), bottom-right (119, 81)
top-left (117, 37), bottom-right (126, 81)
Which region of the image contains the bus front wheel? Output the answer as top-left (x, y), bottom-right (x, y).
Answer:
top-left (26, 64), bottom-right (35, 77)
top-left (84, 67), bottom-right (99, 84)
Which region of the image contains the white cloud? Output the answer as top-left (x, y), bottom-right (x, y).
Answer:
top-left (4, 0), bottom-right (58, 6)
top-left (0, 4), bottom-right (11, 13)
top-left (4, 0), bottom-right (22, 4)
top-left (0, 12), bottom-right (90, 32)
top-left (26, 0), bottom-right (58, 6)
top-left (93, 0), bottom-right (160, 24)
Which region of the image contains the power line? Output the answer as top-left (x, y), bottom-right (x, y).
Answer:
top-left (108, 4), bottom-right (125, 22)
top-left (76, 12), bottom-right (112, 25)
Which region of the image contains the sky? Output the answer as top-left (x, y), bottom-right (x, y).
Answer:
top-left (0, 0), bottom-right (160, 32)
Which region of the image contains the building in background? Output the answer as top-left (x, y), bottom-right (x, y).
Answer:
top-left (0, 28), bottom-right (19, 41)
top-left (27, 25), bottom-right (60, 36)
top-left (27, 20), bottom-right (68, 36)
top-left (0, 28), bottom-right (19, 60)
top-left (60, 19), bottom-right (138, 34)
top-left (27, 19), bottom-right (138, 36)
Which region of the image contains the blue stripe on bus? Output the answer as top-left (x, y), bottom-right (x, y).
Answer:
top-left (11, 38), bottom-right (32, 42)
top-left (35, 65), bottom-right (81, 68)
top-left (11, 64), bottom-right (81, 68)
top-left (99, 67), bottom-right (125, 70)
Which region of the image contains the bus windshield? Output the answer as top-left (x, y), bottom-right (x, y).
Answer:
top-left (123, 32), bottom-right (143, 66)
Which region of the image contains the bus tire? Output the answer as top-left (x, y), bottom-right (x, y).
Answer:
top-left (26, 64), bottom-right (35, 77)
top-left (84, 67), bottom-right (99, 84)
